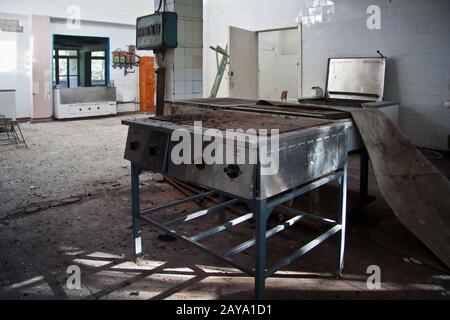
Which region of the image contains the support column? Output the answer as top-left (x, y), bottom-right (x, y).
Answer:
top-left (32, 15), bottom-right (53, 121)
top-left (156, 66), bottom-right (166, 116)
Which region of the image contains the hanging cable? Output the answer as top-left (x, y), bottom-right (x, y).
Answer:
top-left (156, 0), bottom-right (163, 12)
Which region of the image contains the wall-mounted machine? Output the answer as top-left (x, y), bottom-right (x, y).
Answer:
top-left (136, 12), bottom-right (178, 51)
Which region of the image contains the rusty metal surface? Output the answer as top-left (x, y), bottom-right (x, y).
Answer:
top-left (154, 110), bottom-right (333, 134)
top-left (170, 98), bottom-right (350, 119)
top-left (350, 108), bottom-right (450, 269)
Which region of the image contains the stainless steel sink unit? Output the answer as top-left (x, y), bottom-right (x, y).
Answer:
top-left (123, 110), bottom-right (349, 299)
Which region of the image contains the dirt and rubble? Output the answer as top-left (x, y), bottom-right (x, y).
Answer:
top-left (0, 115), bottom-right (152, 219)
top-left (0, 115), bottom-right (449, 300)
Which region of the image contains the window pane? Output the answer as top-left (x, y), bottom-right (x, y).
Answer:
top-left (91, 51), bottom-right (105, 57)
top-left (69, 59), bottom-right (78, 76)
top-left (59, 77), bottom-right (68, 88)
top-left (69, 76), bottom-right (78, 88)
top-left (91, 59), bottom-right (106, 86)
top-left (58, 50), bottom-right (78, 56)
top-left (59, 59), bottom-right (67, 76)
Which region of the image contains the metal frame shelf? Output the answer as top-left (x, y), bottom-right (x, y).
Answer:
top-left (130, 164), bottom-right (348, 299)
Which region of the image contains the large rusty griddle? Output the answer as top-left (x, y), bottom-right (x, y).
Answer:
top-left (169, 98), bottom-right (352, 120)
top-left (154, 109), bottom-right (333, 133)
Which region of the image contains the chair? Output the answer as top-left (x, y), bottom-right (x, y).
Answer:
top-left (0, 114), bottom-right (28, 148)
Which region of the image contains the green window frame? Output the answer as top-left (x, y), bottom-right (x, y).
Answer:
top-left (53, 49), bottom-right (80, 88)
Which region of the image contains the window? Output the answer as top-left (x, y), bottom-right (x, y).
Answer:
top-left (53, 35), bottom-right (110, 88)
top-left (53, 49), bottom-right (79, 88)
top-left (58, 50), bottom-right (78, 56)
top-left (91, 51), bottom-right (105, 58)
top-left (91, 51), bottom-right (107, 86)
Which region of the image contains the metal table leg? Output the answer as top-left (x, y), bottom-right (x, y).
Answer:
top-left (254, 199), bottom-right (270, 300)
top-left (131, 164), bottom-right (143, 259)
top-left (338, 165), bottom-right (348, 275)
top-left (14, 122), bottom-right (28, 149)
top-left (128, 166), bottom-right (347, 299)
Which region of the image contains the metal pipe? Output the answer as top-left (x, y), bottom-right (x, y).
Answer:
top-left (276, 206), bottom-right (337, 226)
top-left (163, 198), bottom-right (240, 228)
top-left (268, 173), bottom-right (341, 210)
top-left (190, 213), bottom-right (254, 242)
top-left (225, 213), bottom-right (307, 258)
top-left (140, 214), bottom-right (255, 276)
top-left (141, 190), bottom-right (217, 216)
top-left (266, 225), bottom-right (342, 277)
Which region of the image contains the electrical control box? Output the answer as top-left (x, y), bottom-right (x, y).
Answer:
top-left (136, 12), bottom-right (178, 50)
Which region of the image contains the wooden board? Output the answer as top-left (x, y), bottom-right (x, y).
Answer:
top-left (350, 108), bottom-right (450, 269)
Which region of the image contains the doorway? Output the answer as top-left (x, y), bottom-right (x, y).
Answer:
top-left (258, 29), bottom-right (301, 101)
top-left (228, 26), bottom-right (302, 101)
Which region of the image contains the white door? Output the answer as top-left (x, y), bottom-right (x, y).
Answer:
top-left (228, 26), bottom-right (258, 100)
top-left (258, 28), bottom-right (301, 101)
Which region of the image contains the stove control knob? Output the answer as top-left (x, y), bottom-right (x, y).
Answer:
top-left (129, 140), bottom-right (141, 151)
top-left (224, 165), bottom-right (241, 179)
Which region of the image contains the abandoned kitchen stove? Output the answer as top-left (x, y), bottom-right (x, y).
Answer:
top-left (122, 110), bottom-right (350, 299)
top-left (167, 58), bottom-right (399, 202)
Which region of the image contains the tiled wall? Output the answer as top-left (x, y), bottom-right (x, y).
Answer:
top-left (204, 0), bottom-right (450, 151)
top-left (300, 0), bottom-right (450, 151)
top-left (157, 0), bottom-right (203, 100)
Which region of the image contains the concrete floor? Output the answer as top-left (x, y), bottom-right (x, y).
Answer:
top-left (0, 115), bottom-right (449, 300)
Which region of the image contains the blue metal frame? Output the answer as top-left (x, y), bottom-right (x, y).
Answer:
top-left (129, 163), bottom-right (348, 299)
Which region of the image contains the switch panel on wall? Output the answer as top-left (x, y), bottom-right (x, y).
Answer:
top-left (136, 12), bottom-right (178, 50)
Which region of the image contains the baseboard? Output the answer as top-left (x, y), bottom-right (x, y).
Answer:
top-left (117, 111), bottom-right (150, 116)
top-left (16, 117), bottom-right (31, 123)
top-left (31, 117), bottom-right (53, 123)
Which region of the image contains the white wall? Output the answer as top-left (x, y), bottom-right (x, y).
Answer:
top-left (51, 19), bottom-right (148, 113)
top-left (204, 0), bottom-right (450, 151)
top-left (0, 0), bottom-right (155, 117)
top-left (1, 0), bottom-right (152, 25)
top-left (0, 13), bottom-right (33, 119)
